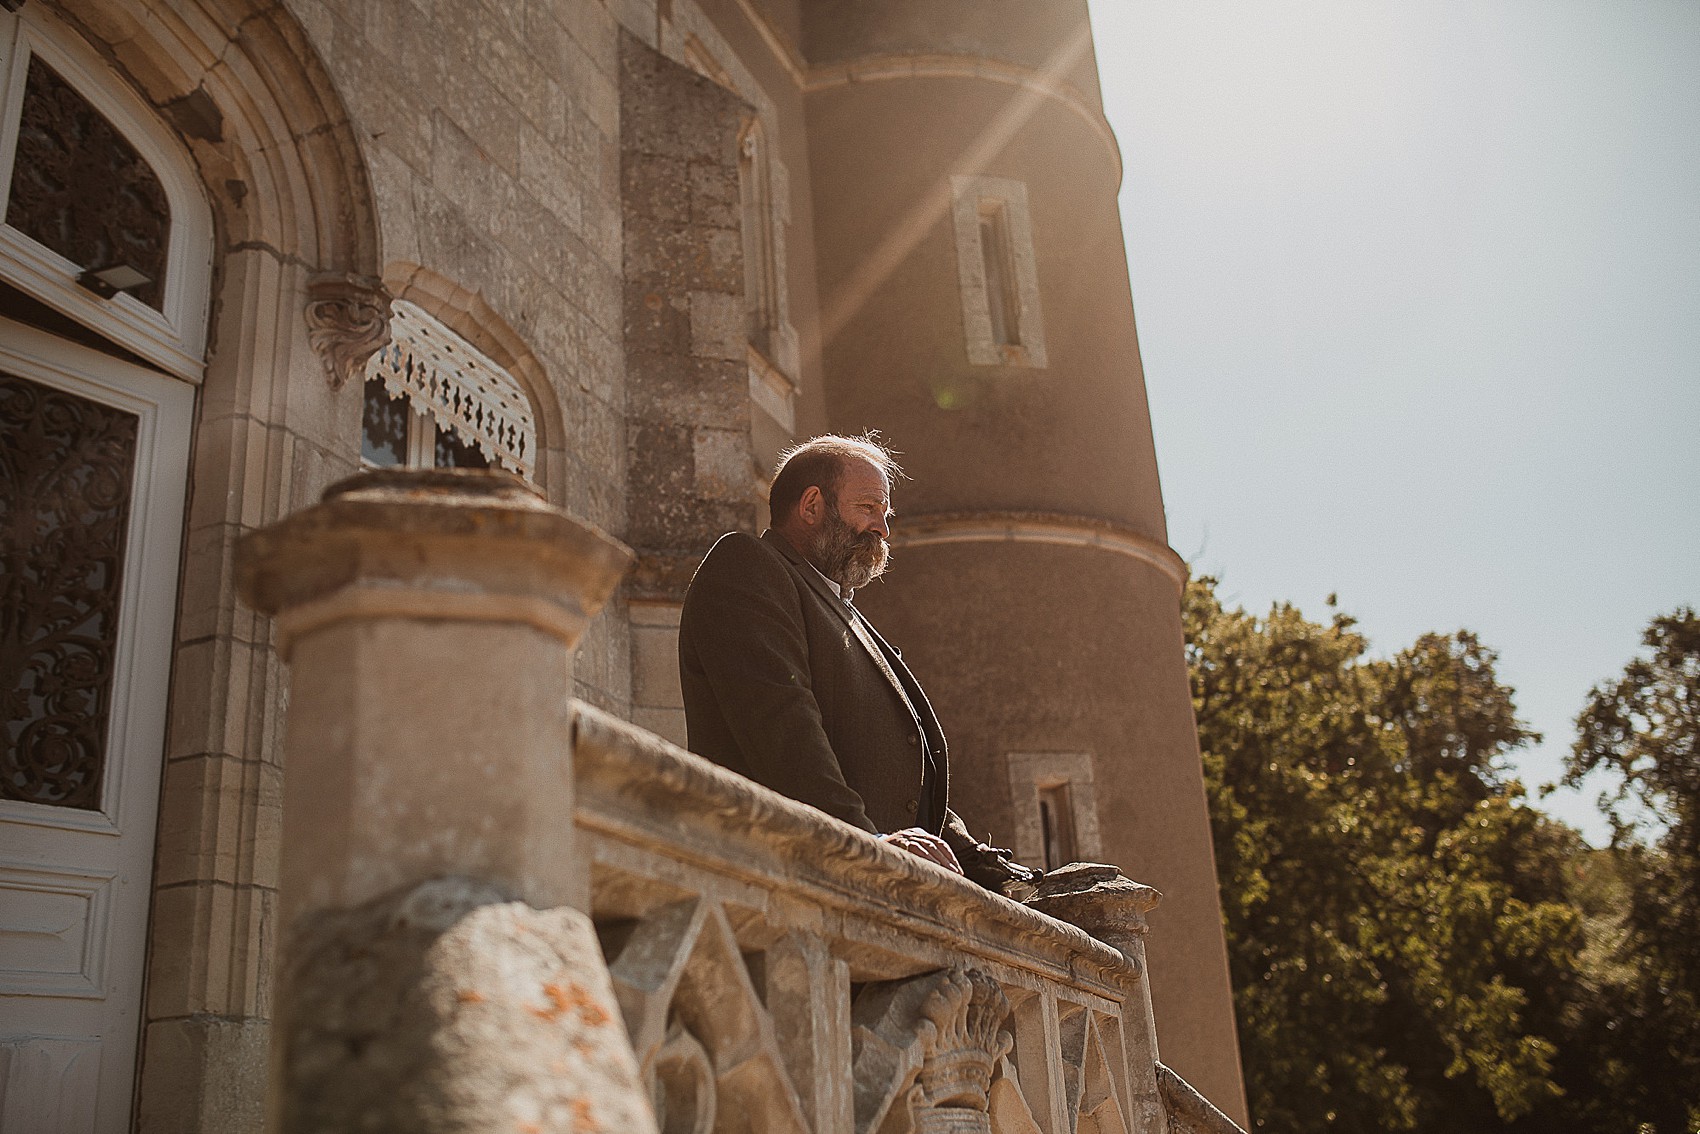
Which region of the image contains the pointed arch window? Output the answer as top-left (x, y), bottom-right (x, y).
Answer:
top-left (361, 300), bottom-right (537, 482)
top-left (0, 8), bottom-right (212, 379)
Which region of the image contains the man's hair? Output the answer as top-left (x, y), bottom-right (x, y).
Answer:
top-left (769, 433), bottom-right (902, 521)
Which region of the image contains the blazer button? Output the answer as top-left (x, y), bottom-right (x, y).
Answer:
top-left (905, 799), bottom-right (918, 815)
top-left (906, 734), bottom-right (919, 746)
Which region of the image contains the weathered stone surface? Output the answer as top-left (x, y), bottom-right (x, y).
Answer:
top-left (136, 1016), bottom-right (269, 1134)
top-left (236, 469), bottom-right (631, 919)
top-left (574, 703), bottom-right (1132, 991)
top-left (237, 469), bottom-right (631, 650)
top-left (851, 967), bottom-right (1012, 1134)
top-left (1158, 1062), bottom-right (1249, 1134)
top-left (284, 878), bottom-right (655, 1134)
top-left (619, 29), bottom-right (757, 609)
top-left (1025, 862), bottom-right (1163, 960)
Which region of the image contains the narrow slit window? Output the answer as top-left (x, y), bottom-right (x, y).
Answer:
top-left (1038, 782), bottom-right (1078, 870)
top-left (979, 202), bottom-right (1021, 348)
top-left (740, 125), bottom-right (779, 351)
top-left (1007, 752), bottom-right (1101, 866)
top-left (950, 175), bottom-right (1047, 368)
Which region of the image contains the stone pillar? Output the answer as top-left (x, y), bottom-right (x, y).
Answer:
top-left (237, 469), bottom-right (646, 1133)
top-left (238, 468), bottom-right (631, 918)
top-left (1027, 863), bottom-right (1169, 1134)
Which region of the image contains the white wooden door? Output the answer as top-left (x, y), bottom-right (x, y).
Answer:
top-left (0, 318), bottom-right (191, 1133)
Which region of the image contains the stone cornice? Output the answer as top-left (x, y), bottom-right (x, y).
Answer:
top-left (890, 511), bottom-right (1188, 593)
top-left (804, 54), bottom-right (1121, 180)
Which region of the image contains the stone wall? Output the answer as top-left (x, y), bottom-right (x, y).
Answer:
top-left (283, 0), bottom-right (634, 711)
top-left (619, 32), bottom-right (758, 601)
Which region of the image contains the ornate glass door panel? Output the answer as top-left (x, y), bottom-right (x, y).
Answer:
top-left (0, 318), bottom-right (191, 1134)
top-left (2, 370), bottom-right (138, 810)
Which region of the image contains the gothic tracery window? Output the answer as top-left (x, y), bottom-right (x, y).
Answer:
top-left (361, 300), bottom-right (538, 482)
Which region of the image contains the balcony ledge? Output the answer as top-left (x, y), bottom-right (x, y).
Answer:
top-left (572, 702), bottom-right (1136, 994)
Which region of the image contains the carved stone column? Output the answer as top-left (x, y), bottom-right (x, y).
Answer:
top-left (1027, 863), bottom-right (1168, 1134)
top-left (238, 469), bottom-right (641, 1132)
top-left (851, 967), bottom-right (1013, 1134)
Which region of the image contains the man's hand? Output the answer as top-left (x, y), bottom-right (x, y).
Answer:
top-left (878, 828), bottom-right (964, 874)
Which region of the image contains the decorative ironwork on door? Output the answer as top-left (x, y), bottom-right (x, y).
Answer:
top-left (0, 370), bottom-right (138, 809)
top-left (5, 57), bottom-right (170, 309)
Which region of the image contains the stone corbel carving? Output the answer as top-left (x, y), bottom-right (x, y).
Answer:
top-left (305, 273), bottom-right (392, 388)
top-left (851, 966), bottom-right (1013, 1134)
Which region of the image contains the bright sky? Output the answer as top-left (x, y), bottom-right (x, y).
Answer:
top-left (1086, 0), bottom-right (1700, 844)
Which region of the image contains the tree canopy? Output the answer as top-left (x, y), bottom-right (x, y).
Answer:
top-left (1186, 581), bottom-right (1698, 1133)
top-left (1563, 607), bottom-right (1699, 1132)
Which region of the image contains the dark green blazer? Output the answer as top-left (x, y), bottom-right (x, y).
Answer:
top-left (678, 530), bottom-right (949, 836)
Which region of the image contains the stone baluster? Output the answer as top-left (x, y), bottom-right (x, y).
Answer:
top-left (1027, 863), bottom-right (1169, 1134)
top-left (237, 468), bottom-right (651, 1134)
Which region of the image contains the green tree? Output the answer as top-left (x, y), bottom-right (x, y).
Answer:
top-left (1186, 578), bottom-right (1585, 1132)
top-left (1563, 608), bottom-right (1700, 1133)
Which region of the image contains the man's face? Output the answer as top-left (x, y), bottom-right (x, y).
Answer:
top-left (811, 458), bottom-right (891, 592)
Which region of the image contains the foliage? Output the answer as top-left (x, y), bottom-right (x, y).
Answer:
top-left (1185, 581), bottom-right (1700, 1133)
top-left (1562, 607), bottom-right (1700, 1133)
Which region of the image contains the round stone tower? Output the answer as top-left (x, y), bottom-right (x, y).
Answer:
top-left (800, 0), bottom-right (1248, 1117)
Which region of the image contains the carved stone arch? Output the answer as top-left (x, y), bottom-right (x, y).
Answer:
top-left (383, 262), bottom-right (570, 503)
top-left (61, 0), bottom-right (381, 278)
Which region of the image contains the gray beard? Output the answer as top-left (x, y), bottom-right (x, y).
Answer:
top-left (813, 507), bottom-right (889, 592)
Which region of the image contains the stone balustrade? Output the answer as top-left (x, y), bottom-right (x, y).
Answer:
top-left (238, 469), bottom-right (1244, 1134)
top-left (575, 704), bottom-right (1169, 1134)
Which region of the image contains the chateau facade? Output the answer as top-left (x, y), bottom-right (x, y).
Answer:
top-left (0, 1), bottom-right (1246, 1129)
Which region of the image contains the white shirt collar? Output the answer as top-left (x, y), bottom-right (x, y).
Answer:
top-left (800, 556), bottom-right (852, 603)
top-left (772, 529), bottom-right (854, 603)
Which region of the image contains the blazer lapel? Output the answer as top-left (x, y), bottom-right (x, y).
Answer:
top-left (762, 531), bottom-right (915, 709)
top-left (760, 530), bottom-right (950, 831)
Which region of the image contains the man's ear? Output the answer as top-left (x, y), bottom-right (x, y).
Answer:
top-left (796, 484), bottom-right (825, 526)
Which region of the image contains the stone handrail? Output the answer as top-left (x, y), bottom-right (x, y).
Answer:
top-left (1156, 1064), bottom-right (1249, 1134)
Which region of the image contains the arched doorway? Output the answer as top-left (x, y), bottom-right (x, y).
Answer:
top-left (0, 7), bottom-right (207, 1130)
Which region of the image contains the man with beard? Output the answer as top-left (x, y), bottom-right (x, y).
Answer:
top-left (678, 434), bottom-right (1037, 891)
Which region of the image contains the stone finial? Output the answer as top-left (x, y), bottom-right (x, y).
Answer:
top-left (304, 272), bottom-right (391, 388)
top-left (1024, 862), bottom-right (1162, 960)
